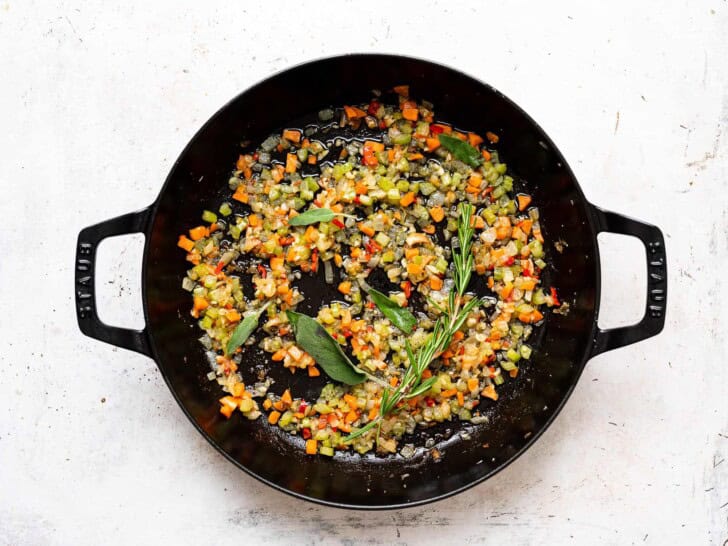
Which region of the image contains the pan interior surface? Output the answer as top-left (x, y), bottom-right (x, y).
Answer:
top-left (143, 55), bottom-right (598, 508)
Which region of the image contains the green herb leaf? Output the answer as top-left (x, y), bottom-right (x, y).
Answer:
top-left (366, 287), bottom-right (416, 333)
top-left (226, 304), bottom-right (269, 355)
top-left (438, 134), bottom-right (483, 168)
top-left (288, 207), bottom-right (335, 226)
top-left (286, 310), bottom-right (366, 385)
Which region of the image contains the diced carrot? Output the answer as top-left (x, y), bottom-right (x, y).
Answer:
top-left (307, 366), bottom-right (320, 377)
top-left (404, 247), bottom-right (419, 260)
top-left (273, 400), bottom-right (285, 411)
top-left (400, 192), bottom-right (416, 207)
top-left (189, 226), bottom-right (208, 241)
top-left (280, 389), bottom-right (292, 406)
top-left (226, 310), bottom-right (241, 322)
top-left (344, 105), bottom-right (367, 119)
top-left (423, 224), bottom-right (435, 234)
top-left (338, 281), bottom-right (352, 295)
top-left (456, 391), bottom-right (464, 406)
top-left (482, 149), bottom-right (492, 161)
top-left (368, 407), bottom-right (379, 421)
top-left (193, 296), bottom-right (208, 312)
top-left (441, 388), bottom-right (457, 398)
top-left (304, 225), bottom-right (318, 243)
top-left (268, 411), bottom-right (281, 425)
top-left (518, 219), bottom-right (533, 235)
top-left (271, 348), bottom-right (287, 361)
top-left (402, 107), bottom-right (418, 121)
top-left (467, 378), bottom-right (479, 392)
top-left (236, 155), bottom-right (248, 171)
top-left (495, 226), bottom-right (511, 240)
top-left (177, 235), bottom-right (195, 251)
top-left (468, 133), bottom-right (484, 147)
top-left (263, 399), bottom-right (273, 410)
top-left (364, 140), bottom-right (385, 152)
top-left (517, 194), bottom-right (532, 211)
top-left (307, 154), bottom-right (317, 165)
top-left (248, 214), bottom-right (261, 228)
top-left (393, 85), bottom-right (410, 96)
top-left (422, 369), bottom-right (433, 379)
top-left (465, 185), bottom-right (480, 195)
top-left (343, 394), bottom-right (358, 409)
top-left (219, 404), bottom-right (234, 418)
top-left (282, 129), bottom-right (301, 143)
top-left (481, 385), bottom-right (499, 400)
top-left (407, 152), bottom-right (424, 161)
top-left (270, 256), bottom-right (284, 270)
top-left (430, 206), bottom-right (445, 222)
top-left (476, 264), bottom-right (486, 275)
top-left (509, 368), bottom-right (519, 378)
top-left (389, 376), bottom-right (398, 387)
top-left (285, 153), bottom-right (297, 174)
top-left (519, 278), bottom-right (537, 291)
top-left (487, 276), bottom-right (494, 289)
top-left (532, 310), bottom-right (544, 322)
top-left (305, 439), bottom-right (318, 455)
top-left (344, 410), bottom-right (359, 424)
top-left (430, 276), bottom-right (444, 290)
top-left (486, 131), bottom-right (499, 144)
top-left (232, 185), bottom-right (249, 203)
top-left (425, 137), bottom-right (441, 151)
top-left (501, 283), bottom-right (514, 300)
top-left (406, 262), bottom-right (423, 276)
top-left (355, 181), bottom-right (368, 195)
top-left (358, 223), bottom-right (375, 237)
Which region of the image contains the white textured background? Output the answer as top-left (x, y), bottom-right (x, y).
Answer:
top-left (1, 1), bottom-right (727, 544)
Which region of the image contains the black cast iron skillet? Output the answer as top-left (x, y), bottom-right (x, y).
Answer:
top-left (75, 54), bottom-right (667, 509)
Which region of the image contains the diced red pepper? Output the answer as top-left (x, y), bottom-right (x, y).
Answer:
top-left (353, 196), bottom-right (361, 205)
top-left (366, 302), bottom-right (375, 309)
top-left (550, 287), bottom-right (560, 306)
top-left (332, 218), bottom-right (345, 229)
top-left (425, 397), bottom-right (435, 407)
top-left (257, 264), bottom-right (267, 278)
top-left (252, 152), bottom-right (259, 161)
top-left (367, 100), bottom-right (381, 116)
top-left (214, 260), bottom-right (225, 274)
top-left (430, 124), bottom-right (444, 135)
top-left (279, 236), bottom-right (294, 246)
top-left (298, 402), bottom-right (307, 413)
top-left (302, 428), bottom-right (312, 439)
top-left (311, 249), bottom-right (319, 273)
top-left (401, 281), bottom-right (412, 299)
top-left (504, 256), bottom-right (515, 266)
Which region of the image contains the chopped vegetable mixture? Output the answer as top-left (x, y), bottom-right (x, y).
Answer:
top-left (178, 86), bottom-right (563, 456)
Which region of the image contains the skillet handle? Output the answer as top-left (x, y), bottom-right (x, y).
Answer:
top-left (75, 207), bottom-right (153, 357)
top-left (589, 205), bottom-right (667, 357)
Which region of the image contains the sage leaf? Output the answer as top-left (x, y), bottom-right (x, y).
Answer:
top-left (366, 287), bottom-right (416, 333)
top-left (288, 207), bottom-right (336, 226)
top-left (438, 134), bottom-right (483, 168)
top-left (286, 310), bottom-right (366, 385)
top-left (226, 310), bottom-right (264, 355)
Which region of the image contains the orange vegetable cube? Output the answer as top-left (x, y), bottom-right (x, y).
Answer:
top-left (305, 439), bottom-right (318, 455)
top-left (268, 411), bottom-right (281, 425)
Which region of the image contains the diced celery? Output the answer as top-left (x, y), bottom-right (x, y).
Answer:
top-left (319, 446), bottom-right (335, 457)
top-left (495, 162), bottom-right (507, 174)
top-left (358, 194), bottom-right (373, 206)
top-left (529, 240), bottom-right (544, 258)
top-left (535, 258), bottom-right (547, 270)
top-left (377, 177), bottom-right (394, 191)
top-left (396, 180), bottom-right (410, 192)
top-left (202, 210), bottom-right (217, 223)
top-left (506, 348), bottom-right (521, 362)
top-left (279, 411), bottom-right (293, 427)
top-left (392, 133), bottom-right (411, 145)
top-left (300, 188), bottom-right (314, 201)
top-left (520, 344), bottom-right (533, 359)
top-left (494, 374), bottom-right (505, 385)
top-left (484, 208), bottom-right (496, 225)
top-left (419, 182), bottom-right (436, 196)
top-left (387, 188), bottom-right (401, 202)
top-left (305, 177), bottom-right (319, 192)
top-left (218, 202), bottom-right (232, 217)
top-left (375, 233), bottom-right (391, 247)
top-left (503, 176), bottom-right (513, 191)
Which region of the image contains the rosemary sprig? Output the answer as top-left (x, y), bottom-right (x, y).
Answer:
top-left (345, 202), bottom-right (481, 444)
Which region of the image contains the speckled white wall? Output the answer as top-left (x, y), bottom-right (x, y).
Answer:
top-left (1, 1), bottom-right (726, 544)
